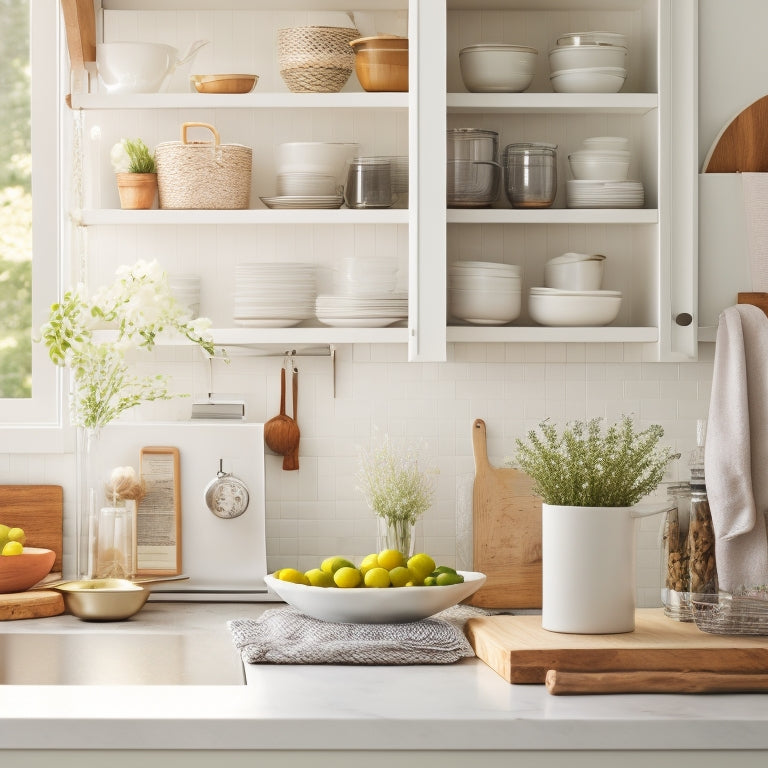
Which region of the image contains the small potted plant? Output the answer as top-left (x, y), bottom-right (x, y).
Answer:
top-left (111, 138), bottom-right (158, 209)
top-left (514, 416), bottom-right (679, 634)
top-left (356, 431), bottom-right (439, 557)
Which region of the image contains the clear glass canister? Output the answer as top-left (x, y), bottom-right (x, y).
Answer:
top-left (688, 480), bottom-right (718, 598)
top-left (661, 481), bottom-right (692, 620)
top-left (502, 142), bottom-right (557, 208)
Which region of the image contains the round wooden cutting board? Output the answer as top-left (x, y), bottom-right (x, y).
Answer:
top-left (703, 94), bottom-right (768, 172)
top-left (0, 590), bottom-right (64, 621)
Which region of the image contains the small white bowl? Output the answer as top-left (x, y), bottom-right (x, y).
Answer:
top-left (550, 67), bottom-right (626, 94)
top-left (581, 136), bottom-right (630, 152)
top-left (275, 142), bottom-right (360, 182)
top-left (557, 31), bottom-right (628, 48)
top-left (459, 43), bottom-right (538, 93)
top-left (449, 286), bottom-right (522, 325)
top-left (569, 151), bottom-right (630, 181)
top-left (544, 254), bottom-right (606, 291)
top-left (528, 289), bottom-right (621, 327)
top-left (549, 43), bottom-right (627, 72)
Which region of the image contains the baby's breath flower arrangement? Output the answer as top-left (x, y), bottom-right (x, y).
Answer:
top-left (39, 259), bottom-right (214, 431)
top-left (514, 416), bottom-right (678, 507)
top-left (356, 432), bottom-right (439, 555)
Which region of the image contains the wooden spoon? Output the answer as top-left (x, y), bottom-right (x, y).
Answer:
top-left (263, 367), bottom-right (300, 466)
top-left (282, 367), bottom-right (300, 471)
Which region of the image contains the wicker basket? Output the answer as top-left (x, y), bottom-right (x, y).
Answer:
top-left (278, 25), bottom-right (360, 93)
top-left (156, 122), bottom-right (252, 210)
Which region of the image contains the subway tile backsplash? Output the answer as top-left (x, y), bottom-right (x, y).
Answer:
top-left (4, 341), bottom-right (714, 608)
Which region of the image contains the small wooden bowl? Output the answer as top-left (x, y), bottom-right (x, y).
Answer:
top-left (0, 547), bottom-right (56, 593)
top-left (191, 74), bottom-right (258, 94)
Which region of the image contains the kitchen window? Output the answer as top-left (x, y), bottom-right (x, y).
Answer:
top-left (0, 0), bottom-right (65, 452)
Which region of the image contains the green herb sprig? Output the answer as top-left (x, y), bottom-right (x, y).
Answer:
top-left (513, 416), bottom-right (679, 507)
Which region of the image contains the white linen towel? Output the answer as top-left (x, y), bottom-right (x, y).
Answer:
top-left (705, 303), bottom-right (768, 592)
top-left (741, 173), bottom-right (768, 291)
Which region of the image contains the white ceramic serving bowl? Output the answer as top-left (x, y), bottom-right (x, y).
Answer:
top-left (548, 43), bottom-right (627, 72)
top-left (275, 142), bottom-right (360, 182)
top-left (458, 43), bottom-right (538, 93)
top-left (568, 149), bottom-right (631, 181)
top-left (449, 285), bottom-right (522, 325)
top-left (544, 253), bottom-right (606, 291)
top-left (449, 274), bottom-right (522, 294)
top-left (97, 42), bottom-right (179, 94)
top-left (277, 172), bottom-right (339, 197)
top-left (528, 288), bottom-right (621, 326)
top-left (557, 31), bottom-right (627, 48)
top-left (550, 66), bottom-right (626, 94)
top-left (264, 571), bottom-right (486, 623)
top-left (581, 136), bottom-right (630, 152)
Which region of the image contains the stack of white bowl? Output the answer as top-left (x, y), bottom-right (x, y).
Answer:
top-left (529, 252), bottom-right (621, 326)
top-left (334, 256), bottom-right (398, 296)
top-left (448, 260), bottom-right (522, 325)
top-left (458, 43), bottom-right (538, 93)
top-left (233, 262), bottom-right (317, 328)
top-left (566, 136), bottom-right (644, 208)
top-left (168, 273), bottom-right (201, 318)
top-left (549, 31), bottom-right (627, 93)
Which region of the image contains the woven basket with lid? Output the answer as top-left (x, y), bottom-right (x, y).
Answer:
top-left (278, 25), bottom-right (360, 93)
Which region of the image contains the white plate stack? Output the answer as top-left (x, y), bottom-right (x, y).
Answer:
top-left (566, 179), bottom-right (645, 208)
top-left (448, 260), bottom-right (522, 325)
top-left (315, 293), bottom-right (408, 327)
top-left (233, 262), bottom-right (317, 327)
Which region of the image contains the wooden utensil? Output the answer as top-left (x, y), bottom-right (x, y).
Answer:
top-left (263, 366), bottom-right (300, 470)
top-left (702, 94), bottom-right (768, 172)
top-left (464, 419), bottom-right (541, 608)
top-left (545, 669), bottom-right (768, 695)
top-left (466, 609), bottom-right (768, 685)
top-left (282, 367), bottom-right (300, 471)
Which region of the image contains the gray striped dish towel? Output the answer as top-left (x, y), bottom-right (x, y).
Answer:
top-left (228, 605), bottom-right (479, 665)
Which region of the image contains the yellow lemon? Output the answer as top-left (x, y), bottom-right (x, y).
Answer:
top-left (7, 527), bottom-right (25, 545)
top-left (407, 553), bottom-right (436, 582)
top-left (377, 548), bottom-right (404, 571)
top-left (333, 566), bottom-right (362, 588)
top-left (388, 565), bottom-right (413, 587)
top-left (363, 567), bottom-right (391, 588)
top-left (276, 567), bottom-right (310, 585)
top-left (358, 553), bottom-right (379, 575)
top-left (2, 540), bottom-right (23, 556)
top-left (321, 556), bottom-right (355, 575)
top-left (305, 568), bottom-right (334, 588)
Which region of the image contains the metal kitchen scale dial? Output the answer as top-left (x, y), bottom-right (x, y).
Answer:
top-left (204, 459), bottom-right (249, 519)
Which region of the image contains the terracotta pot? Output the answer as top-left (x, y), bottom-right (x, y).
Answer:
top-left (116, 172), bottom-right (157, 209)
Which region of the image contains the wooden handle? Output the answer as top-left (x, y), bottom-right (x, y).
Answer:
top-left (181, 122), bottom-right (220, 146)
top-left (546, 669), bottom-right (768, 695)
top-left (292, 368), bottom-right (298, 422)
top-left (472, 418), bottom-right (490, 471)
top-left (279, 367), bottom-right (286, 416)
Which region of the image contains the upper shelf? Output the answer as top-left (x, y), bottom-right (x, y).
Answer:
top-left (447, 93), bottom-right (658, 115)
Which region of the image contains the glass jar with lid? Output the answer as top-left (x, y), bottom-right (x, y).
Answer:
top-left (661, 481), bottom-right (692, 620)
top-left (502, 142), bottom-right (557, 208)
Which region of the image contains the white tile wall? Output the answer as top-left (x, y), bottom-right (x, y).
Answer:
top-left (1, 341), bottom-right (715, 608)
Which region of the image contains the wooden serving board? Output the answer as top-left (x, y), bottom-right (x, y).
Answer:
top-left (0, 485), bottom-right (65, 620)
top-left (464, 419), bottom-right (542, 609)
top-left (466, 609), bottom-right (768, 685)
top-left (703, 94), bottom-right (768, 172)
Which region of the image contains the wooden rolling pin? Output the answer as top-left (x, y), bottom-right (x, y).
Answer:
top-left (546, 669), bottom-right (768, 695)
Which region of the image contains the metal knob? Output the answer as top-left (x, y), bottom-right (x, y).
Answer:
top-left (675, 313), bottom-right (693, 327)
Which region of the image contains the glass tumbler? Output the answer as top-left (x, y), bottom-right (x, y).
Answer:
top-left (344, 157), bottom-right (395, 209)
top-left (503, 143), bottom-right (557, 208)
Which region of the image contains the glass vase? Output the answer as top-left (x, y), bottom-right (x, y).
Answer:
top-left (376, 516), bottom-right (416, 557)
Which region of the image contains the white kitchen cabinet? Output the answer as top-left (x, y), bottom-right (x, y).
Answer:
top-left (65, 0), bottom-right (697, 362)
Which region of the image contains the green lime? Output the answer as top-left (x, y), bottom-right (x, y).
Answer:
top-left (334, 566), bottom-right (362, 588)
top-left (305, 568), bottom-right (334, 588)
top-left (363, 567), bottom-right (391, 588)
top-left (321, 556), bottom-right (355, 575)
top-left (423, 575), bottom-right (437, 586)
top-left (436, 571), bottom-right (464, 586)
top-left (388, 565), bottom-right (413, 587)
top-left (432, 565), bottom-right (458, 576)
top-left (377, 549), bottom-right (404, 571)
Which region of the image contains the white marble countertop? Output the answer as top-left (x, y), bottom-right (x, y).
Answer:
top-left (2, 601), bottom-right (768, 755)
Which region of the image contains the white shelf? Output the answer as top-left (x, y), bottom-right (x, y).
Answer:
top-left (75, 208), bottom-right (410, 226)
top-left (447, 325), bottom-right (658, 344)
top-left (447, 208), bottom-right (657, 225)
top-left (70, 92), bottom-right (409, 111)
top-left (447, 93), bottom-right (658, 115)
top-left (211, 327), bottom-right (409, 345)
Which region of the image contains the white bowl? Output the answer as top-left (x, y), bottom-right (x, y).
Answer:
top-left (550, 67), bottom-right (626, 94)
top-left (450, 260), bottom-right (522, 277)
top-left (568, 151), bottom-right (630, 181)
top-left (581, 136), bottom-right (630, 152)
top-left (264, 571), bottom-right (486, 623)
top-left (528, 290), bottom-right (621, 326)
top-left (450, 274), bottom-right (521, 292)
top-left (277, 172), bottom-right (339, 197)
top-left (97, 42), bottom-right (178, 94)
top-left (557, 31), bottom-right (628, 48)
top-left (276, 142), bottom-right (360, 182)
top-left (449, 286), bottom-right (522, 325)
top-left (459, 43), bottom-right (538, 93)
top-left (544, 254), bottom-right (605, 291)
top-left (548, 44), bottom-right (627, 72)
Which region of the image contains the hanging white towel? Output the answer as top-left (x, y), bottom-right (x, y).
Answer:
top-left (741, 173), bottom-right (768, 291)
top-left (705, 304), bottom-right (768, 593)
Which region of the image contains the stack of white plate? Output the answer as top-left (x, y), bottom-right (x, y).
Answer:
top-left (529, 286), bottom-right (622, 327)
top-left (335, 256), bottom-right (399, 296)
top-left (168, 273), bottom-right (201, 318)
top-left (566, 179), bottom-right (644, 208)
top-left (315, 293), bottom-right (408, 327)
top-left (448, 260), bottom-right (522, 325)
top-left (233, 262), bottom-right (317, 327)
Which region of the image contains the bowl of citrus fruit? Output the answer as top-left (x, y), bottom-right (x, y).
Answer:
top-left (0, 524), bottom-right (56, 594)
top-left (265, 549), bottom-right (485, 623)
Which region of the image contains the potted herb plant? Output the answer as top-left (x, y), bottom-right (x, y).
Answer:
top-left (356, 432), bottom-right (439, 557)
top-left (514, 416), bottom-right (678, 634)
top-left (111, 138), bottom-right (158, 209)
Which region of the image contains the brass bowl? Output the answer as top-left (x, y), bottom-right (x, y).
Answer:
top-left (0, 547), bottom-right (56, 594)
top-left (53, 578), bottom-right (150, 621)
top-left (191, 73), bottom-right (258, 94)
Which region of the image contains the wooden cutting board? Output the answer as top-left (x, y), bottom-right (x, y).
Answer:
top-left (464, 419), bottom-right (542, 609)
top-left (0, 485), bottom-right (65, 621)
top-left (466, 608), bottom-right (768, 685)
top-left (703, 94), bottom-right (768, 172)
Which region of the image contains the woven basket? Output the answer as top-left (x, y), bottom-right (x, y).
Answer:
top-left (278, 25), bottom-right (360, 93)
top-left (156, 122), bottom-right (252, 210)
